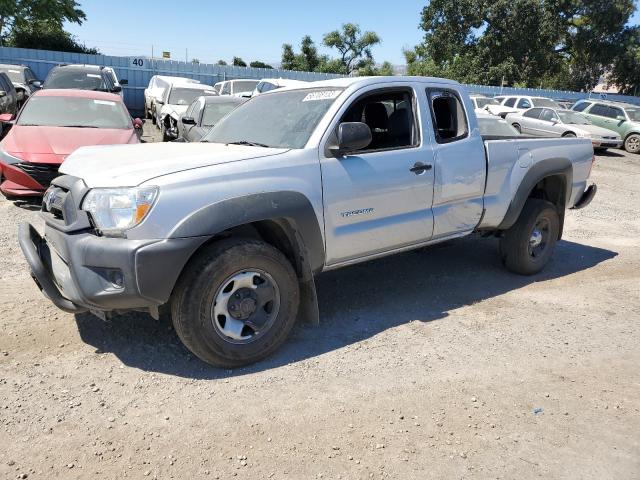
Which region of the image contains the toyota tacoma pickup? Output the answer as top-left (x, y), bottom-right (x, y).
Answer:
top-left (19, 76), bottom-right (597, 367)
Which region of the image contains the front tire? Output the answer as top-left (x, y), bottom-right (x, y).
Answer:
top-left (171, 238), bottom-right (300, 368)
top-left (624, 133), bottom-right (640, 154)
top-left (499, 199), bottom-right (560, 275)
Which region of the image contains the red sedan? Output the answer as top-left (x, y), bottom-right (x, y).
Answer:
top-left (0, 89), bottom-right (142, 197)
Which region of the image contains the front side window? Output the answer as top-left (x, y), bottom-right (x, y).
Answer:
top-left (517, 98), bottom-right (531, 109)
top-left (202, 101), bottom-right (243, 127)
top-left (339, 89), bottom-right (418, 152)
top-left (18, 96), bottom-right (131, 129)
top-left (572, 101), bottom-right (591, 112)
top-left (539, 109), bottom-right (558, 122)
top-left (523, 108), bottom-right (543, 119)
top-left (204, 87), bottom-right (343, 149)
top-left (608, 107), bottom-right (624, 119)
top-left (589, 104), bottom-right (609, 117)
top-left (427, 89), bottom-right (468, 143)
top-left (24, 68), bottom-right (36, 82)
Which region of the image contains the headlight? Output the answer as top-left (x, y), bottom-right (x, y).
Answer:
top-left (82, 187), bottom-right (158, 236)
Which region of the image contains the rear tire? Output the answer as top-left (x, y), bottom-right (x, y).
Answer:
top-left (499, 199), bottom-right (560, 275)
top-left (624, 133), bottom-right (640, 154)
top-left (171, 238), bottom-right (300, 368)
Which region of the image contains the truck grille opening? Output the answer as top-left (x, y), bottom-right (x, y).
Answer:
top-left (14, 162), bottom-right (60, 189)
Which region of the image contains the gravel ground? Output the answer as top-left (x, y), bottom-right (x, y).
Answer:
top-left (1, 134), bottom-right (639, 479)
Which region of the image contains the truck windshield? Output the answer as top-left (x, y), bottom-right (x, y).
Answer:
top-left (204, 88), bottom-right (344, 149)
top-left (17, 96), bottom-right (132, 129)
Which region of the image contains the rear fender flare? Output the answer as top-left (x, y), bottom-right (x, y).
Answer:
top-left (498, 157), bottom-right (572, 231)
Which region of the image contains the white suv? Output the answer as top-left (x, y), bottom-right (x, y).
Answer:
top-left (213, 79), bottom-right (259, 97)
top-left (144, 75), bottom-right (200, 121)
top-left (495, 95), bottom-right (561, 114)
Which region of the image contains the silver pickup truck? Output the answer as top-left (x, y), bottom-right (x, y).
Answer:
top-left (19, 76), bottom-right (597, 367)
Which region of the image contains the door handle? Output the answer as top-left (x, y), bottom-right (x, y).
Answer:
top-left (410, 162), bottom-right (432, 174)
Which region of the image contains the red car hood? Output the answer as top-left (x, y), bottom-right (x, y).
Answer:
top-left (1, 126), bottom-right (138, 164)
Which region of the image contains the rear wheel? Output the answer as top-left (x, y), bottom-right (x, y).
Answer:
top-left (512, 123), bottom-right (521, 133)
top-left (562, 132), bottom-right (577, 138)
top-left (499, 199), bottom-right (560, 275)
top-left (624, 133), bottom-right (640, 154)
top-left (171, 238), bottom-right (300, 368)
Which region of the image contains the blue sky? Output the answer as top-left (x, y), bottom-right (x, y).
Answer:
top-left (66, 0), bottom-right (639, 66)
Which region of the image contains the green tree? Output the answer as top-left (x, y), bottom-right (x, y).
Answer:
top-left (406, 0), bottom-right (635, 90)
top-left (249, 60), bottom-right (273, 69)
top-left (323, 23), bottom-right (381, 74)
top-left (232, 56), bottom-right (246, 67)
top-left (610, 27), bottom-right (640, 96)
top-left (357, 59), bottom-right (394, 76)
top-left (281, 44), bottom-right (297, 70)
top-left (8, 19), bottom-right (97, 53)
top-left (216, 59), bottom-right (228, 66)
top-left (0, 0), bottom-right (86, 45)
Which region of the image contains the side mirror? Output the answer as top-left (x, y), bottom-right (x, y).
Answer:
top-left (28, 80), bottom-right (42, 88)
top-left (616, 115), bottom-right (626, 122)
top-left (133, 118), bottom-right (144, 129)
top-left (551, 119), bottom-right (558, 124)
top-left (181, 116), bottom-right (196, 125)
top-left (0, 113), bottom-right (14, 122)
top-left (330, 122), bottom-right (372, 156)
top-left (120, 79), bottom-right (128, 85)
top-left (112, 85), bottom-right (122, 93)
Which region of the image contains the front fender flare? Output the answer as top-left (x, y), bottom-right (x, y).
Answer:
top-left (169, 191), bottom-right (325, 273)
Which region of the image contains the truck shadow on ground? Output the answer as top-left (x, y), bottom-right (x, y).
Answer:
top-left (74, 236), bottom-right (616, 379)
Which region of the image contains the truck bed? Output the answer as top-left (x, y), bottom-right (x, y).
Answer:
top-left (478, 136), bottom-right (594, 229)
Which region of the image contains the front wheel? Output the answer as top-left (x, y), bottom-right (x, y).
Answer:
top-left (562, 132), bottom-right (577, 138)
top-left (624, 133), bottom-right (640, 154)
top-left (512, 123), bottom-right (521, 133)
top-left (171, 238), bottom-right (300, 368)
top-left (499, 199), bottom-right (560, 275)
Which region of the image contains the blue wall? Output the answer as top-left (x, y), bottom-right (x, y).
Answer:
top-left (1, 47), bottom-right (638, 113)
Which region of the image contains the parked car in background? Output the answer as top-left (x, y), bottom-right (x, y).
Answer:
top-left (144, 75), bottom-right (200, 121)
top-left (0, 89), bottom-right (142, 197)
top-left (252, 78), bottom-right (308, 96)
top-left (156, 83), bottom-right (218, 141)
top-left (556, 100), bottom-right (575, 110)
top-left (470, 94), bottom-right (517, 117)
top-left (214, 79), bottom-right (259, 97)
top-left (20, 76), bottom-right (597, 367)
top-left (0, 64), bottom-right (41, 108)
top-left (177, 95), bottom-right (247, 142)
top-left (571, 100), bottom-right (640, 154)
top-left (507, 108), bottom-right (622, 150)
top-left (0, 72), bottom-right (18, 119)
top-left (494, 95), bottom-right (561, 115)
top-left (476, 112), bottom-right (522, 137)
top-left (43, 64), bottom-right (123, 95)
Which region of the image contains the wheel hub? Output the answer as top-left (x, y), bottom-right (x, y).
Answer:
top-left (529, 229), bottom-right (543, 248)
top-left (228, 288), bottom-right (258, 320)
top-left (211, 270), bottom-right (280, 343)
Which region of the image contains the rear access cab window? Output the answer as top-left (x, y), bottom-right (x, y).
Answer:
top-left (426, 89), bottom-right (468, 143)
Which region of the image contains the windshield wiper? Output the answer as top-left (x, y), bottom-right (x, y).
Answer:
top-left (227, 140), bottom-right (272, 148)
top-left (60, 125), bottom-right (100, 128)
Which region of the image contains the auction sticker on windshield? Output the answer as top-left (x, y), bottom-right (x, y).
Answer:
top-left (302, 90), bottom-right (342, 102)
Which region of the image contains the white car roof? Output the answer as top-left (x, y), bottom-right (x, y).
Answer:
top-left (258, 78), bottom-right (308, 87)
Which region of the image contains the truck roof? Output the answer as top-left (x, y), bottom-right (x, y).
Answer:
top-left (304, 76), bottom-right (460, 90)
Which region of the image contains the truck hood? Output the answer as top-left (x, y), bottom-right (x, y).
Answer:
top-left (59, 142), bottom-right (288, 187)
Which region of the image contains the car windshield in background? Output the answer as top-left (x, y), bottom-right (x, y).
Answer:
top-left (532, 98), bottom-right (560, 108)
top-left (476, 98), bottom-right (499, 108)
top-left (233, 81), bottom-right (259, 93)
top-left (0, 68), bottom-right (23, 83)
top-left (45, 70), bottom-right (107, 90)
top-left (169, 88), bottom-right (216, 105)
top-left (204, 88), bottom-right (344, 149)
top-left (557, 111), bottom-right (591, 125)
top-left (17, 96), bottom-right (131, 129)
top-left (477, 117), bottom-right (520, 136)
top-left (626, 108), bottom-right (640, 121)
top-left (202, 102), bottom-right (242, 127)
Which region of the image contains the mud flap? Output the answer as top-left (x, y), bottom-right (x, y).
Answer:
top-left (298, 277), bottom-right (320, 326)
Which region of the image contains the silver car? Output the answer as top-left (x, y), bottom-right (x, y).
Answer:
top-left (508, 107), bottom-right (622, 150)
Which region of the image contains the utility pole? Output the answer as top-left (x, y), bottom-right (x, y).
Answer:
top-left (186, 48), bottom-right (188, 63)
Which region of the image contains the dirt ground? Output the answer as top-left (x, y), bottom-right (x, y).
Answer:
top-left (1, 130), bottom-right (639, 479)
